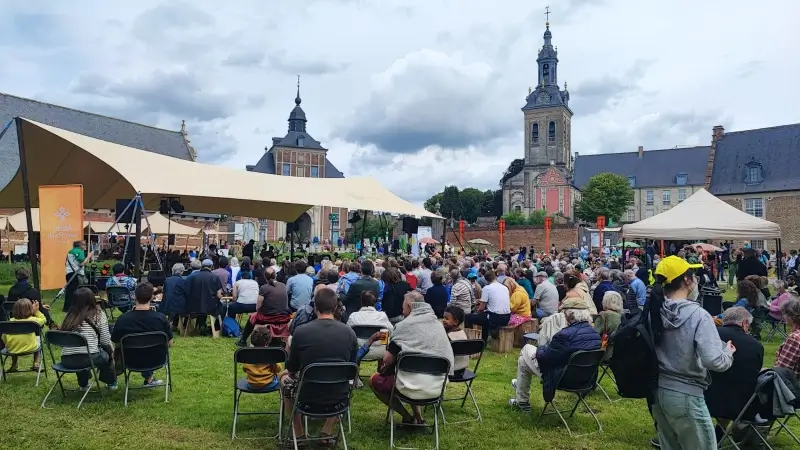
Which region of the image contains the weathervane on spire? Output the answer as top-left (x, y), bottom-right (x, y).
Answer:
top-left (545, 6), bottom-right (551, 27)
top-left (295, 74), bottom-right (301, 106)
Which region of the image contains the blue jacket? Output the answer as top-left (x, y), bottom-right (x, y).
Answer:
top-left (162, 275), bottom-right (188, 315)
top-left (592, 281), bottom-right (618, 313)
top-left (537, 321), bottom-right (602, 402)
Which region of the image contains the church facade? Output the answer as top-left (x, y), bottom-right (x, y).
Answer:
top-left (501, 20), bottom-right (580, 219)
top-left (246, 83), bottom-right (347, 244)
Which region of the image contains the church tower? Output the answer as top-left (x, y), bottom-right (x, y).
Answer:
top-left (503, 9), bottom-right (577, 219)
top-left (522, 14), bottom-right (572, 169)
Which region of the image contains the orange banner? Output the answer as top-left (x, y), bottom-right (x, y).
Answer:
top-left (39, 185), bottom-right (84, 290)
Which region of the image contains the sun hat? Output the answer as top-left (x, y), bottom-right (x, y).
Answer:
top-left (654, 256), bottom-right (702, 283)
top-left (560, 298), bottom-right (591, 310)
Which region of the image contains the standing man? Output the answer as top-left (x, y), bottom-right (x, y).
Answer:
top-left (64, 240), bottom-right (92, 312)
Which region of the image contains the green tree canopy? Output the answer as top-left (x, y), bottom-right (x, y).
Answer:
top-left (345, 216), bottom-right (397, 242)
top-left (423, 187), bottom-right (502, 223)
top-left (574, 172), bottom-right (634, 223)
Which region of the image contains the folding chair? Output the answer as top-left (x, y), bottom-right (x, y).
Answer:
top-left (386, 354), bottom-right (451, 450)
top-left (764, 317), bottom-right (788, 342)
top-left (77, 284), bottom-right (99, 295)
top-left (1, 301), bottom-right (15, 320)
top-left (440, 339), bottom-right (485, 424)
top-left (105, 286), bottom-right (132, 321)
top-left (0, 321), bottom-right (48, 386)
top-left (536, 349), bottom-right (605, 438)
top-left (717, 371), bottom-right (798, 450)
top-left (351, 324), bottom-right (386, 377)
top-left (595, 359), bottom-right (621, 404)
top-left (41, 330), bottom-right (104, 409)
top-left (232, 347), bottom-right (286, 440)
top-left (119, 331), bottom-right (172, 407)
top-left (285, 362), bottom-right (358, 450)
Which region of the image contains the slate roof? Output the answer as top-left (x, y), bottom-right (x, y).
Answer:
top-left (274, 130), bottom-right (325, 150)
top-left (709, 123), bottom-right (800, 195)
top-left (247, 150), bottom-right (345, 178)
top-left (0, 92), bottom-right (193, 188)
top-left (573, 146), bottom-right (710, 189)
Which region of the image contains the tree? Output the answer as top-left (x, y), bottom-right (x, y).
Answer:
top-left (574, 172), bottom-right (634, 223)
top-left (345, 216), bottom-right (397, 242)
top-left (423, 187), bottom-right (500, 223)
top-left (502, 210), bottom-right (526, 226)
top-left (527, 209), bottom-right (548, 226)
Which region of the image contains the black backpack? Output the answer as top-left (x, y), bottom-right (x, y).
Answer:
top-left (607, 309), bottom-right (659, 399)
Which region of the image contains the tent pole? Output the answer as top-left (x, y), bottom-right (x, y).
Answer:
top-left (15, 118), bottom-right (39, 289)
top-left (776, 238), bottom-right (783, 279)
top-left (359, 210), bottom-right (367, 257)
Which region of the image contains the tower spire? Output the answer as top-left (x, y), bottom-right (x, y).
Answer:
top-left (295, 74), bottom-right (301, 106)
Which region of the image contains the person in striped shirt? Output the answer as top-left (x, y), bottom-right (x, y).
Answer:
top-left (60, 288), bottom-right (118, 390)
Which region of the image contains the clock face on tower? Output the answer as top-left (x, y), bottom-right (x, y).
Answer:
top-left (537, 92), bottom-right (550, 105)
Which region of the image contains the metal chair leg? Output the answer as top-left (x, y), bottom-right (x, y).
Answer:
top-left (231, 390), bottom-right (240, 440)
top-left (41, 372), bottom-right (63, 408)
top-left (339, 414), bottom-right (349, 450)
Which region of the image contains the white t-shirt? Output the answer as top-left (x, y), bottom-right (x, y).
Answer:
top-left (234, 279), bottom-right (259, 305)
top-left (480, 281), bottom-right (511, 314)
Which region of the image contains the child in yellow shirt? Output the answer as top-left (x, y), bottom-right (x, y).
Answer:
top-left (2, 298), bottom-right (46, 372)
top-left (243, 326), bottom-right (282, 390)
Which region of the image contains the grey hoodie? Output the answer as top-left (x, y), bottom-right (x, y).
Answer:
top-left (655, 298), bottom-right (734, 397)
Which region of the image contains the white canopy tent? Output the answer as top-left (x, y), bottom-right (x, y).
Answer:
top-left (142, 212), bottom-right (201, 235)
top-left (621, 189), bottom-right (781, 240)
top-left (0, 118), bottom-right (439, 221)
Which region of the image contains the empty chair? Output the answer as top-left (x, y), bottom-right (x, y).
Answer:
top-left (119, 331), bottom-right (172, 406)
top-left (106, 286), bottom-right (132, 320)
top-left (41, 331), bottom-right (104, 409)
top-left (232, 347), bottom-right (286, 440)
top-left (0, 321), bottom-right (48, 386)
top-left (440, 339), bottom-right (485, 424)
top-left (536, 349), bottom-right (605, 437)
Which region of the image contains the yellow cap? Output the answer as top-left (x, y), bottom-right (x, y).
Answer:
top-left (655, 256), bottom-right (703, 283)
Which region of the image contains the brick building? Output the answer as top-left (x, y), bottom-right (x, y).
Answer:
top-left (246, 82), bottom-right (347, 244)
top-left (707, 123), bottom-right (800, 251)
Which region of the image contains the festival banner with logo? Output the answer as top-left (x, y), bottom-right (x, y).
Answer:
top-left (39, 185), bottom-right (84, 290)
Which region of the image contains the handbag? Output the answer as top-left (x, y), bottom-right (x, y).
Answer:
top-left (66, 254), bottom-right (89, 285)
top-left (600, 313), bottom-right (609, 349)
top-left (86, 318), bottom-right (121, 374)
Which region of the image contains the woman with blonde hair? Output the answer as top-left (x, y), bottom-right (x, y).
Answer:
top-left (503, 277), bottom-right (532, 327)
top-left (561, 269), bottom-right (598, 316)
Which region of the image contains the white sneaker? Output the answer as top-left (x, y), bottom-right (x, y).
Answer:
top-left (508, 398), bottom-right (531, 412)
top-left (144, 379), bottom-right (164, 387)
top-left (511, 378), bottom-right (518, 389)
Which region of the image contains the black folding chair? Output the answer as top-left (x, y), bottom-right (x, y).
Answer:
top-left (0, 321), bottom-right (48, 386)
top-left (386, 354), bottom-right (451, 450)
top-left (717, 370), bottom-right (799, 450)
top-left (1, 301), bottom-right (15, 320)
top-left (119, 331), bottom-right (172, 407)
top-left (285, 362), bottom-right (358, 450)
top-left (351, 325), bottom-right (386, 374)
top-left (41, 330), bottom-right (104, 409)
top-left (106, 286), bottom-right (132, 321)
top-left (232, 347), bottom-right (286, 441)
top-left (595, 356), bottom-right (622, 404)
top-left (536, 349), bottom-right (605, 437)
top-left (764, 317), bottom-right (788, 342)
top-left (440, 339), bottom-right (485, 424)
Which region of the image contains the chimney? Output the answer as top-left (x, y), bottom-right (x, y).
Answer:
top-left (705, 125), bottom-right (725, 189)
top-left (638, 146), bottom-right (644, 158)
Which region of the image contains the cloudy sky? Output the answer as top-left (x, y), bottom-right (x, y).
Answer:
top-left (1, 0), bottom-right (798, 204)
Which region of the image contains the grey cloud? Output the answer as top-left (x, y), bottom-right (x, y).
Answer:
top-left (187, 121), bottom-right (239, 162)
top-left (69, 70), bottom-right (234, 122)
top-left (223, 49), bottom-right (350, 75)
top-left (130, 1), bottom-right (213, 40)
top-left (224, 50), bottom-right (266, 67)
top-left (2, 12), bottom-right (68, 47)
top-left (736, 61), bottom-right (762, 79)
top-left (336, 50), bottom-right (515, 154)
top-left (571, 60), bottom-right (653, 115)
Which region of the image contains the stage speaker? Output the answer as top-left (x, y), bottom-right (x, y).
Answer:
top-left (115, 198), bottom-right (136, 223)
top-left (402, 217), bottom-right (419, 235)
top-left (159, 199), bottom-right (170, 214)
top-left (167, 234), bottom-right (176, 245)
top-left (286, 221), bottom-right (295, 237)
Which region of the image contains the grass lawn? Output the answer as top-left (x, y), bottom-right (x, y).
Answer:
top-left (1, 286), bottom-right (798, 449)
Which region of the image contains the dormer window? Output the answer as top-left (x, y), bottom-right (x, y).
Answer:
top-left (297, 136), bottom-right (304, 147)
top-left (676, 173), bottom-right (688, 186)
top-left (744, 160), bottom-right (763, 185)
top-left (627, 176), bottom-right (636, 187)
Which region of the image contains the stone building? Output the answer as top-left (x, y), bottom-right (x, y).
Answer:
top-left (246, 83), bottom-right (347, 244)
top-left (707, 123), bottom-right (800, 251)
top-left (502, 19), bottom-right (579, 218)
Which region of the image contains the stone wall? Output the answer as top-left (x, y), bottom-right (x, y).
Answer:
top-left (462, 225), bottom-right (579, 251)
top-left (716, 193), bottom-right (800, 252)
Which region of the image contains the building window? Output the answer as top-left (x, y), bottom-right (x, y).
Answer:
top-left (750, 239), bottom-right (765, 250)
top-left (678, 188), bottom-right (686, 202)
top-left (531, 123), bottom-right (539, 145)
top-left (676, 173), bottom-right (688, 186)
top-left (331, 215), bottom-right (340, 230)
top-left (297, 167), bottom-right (305, 177)
top-left (662, 190), bottom-right (671, 205)
top-left (627, 209), bottom-right (635, 222)
top-left (627, 176), bottom-right (636, 187)
top-left (645, 208), bottom-right (654, 218)
top-left (745, 198), bottom-right (764, 218)
top-left (514, 205), bottom-right (521, 213)
top-left (548, 121), bottom-right (556, 143)
top-left (297, 137), bottom-right (304, 147)
top-left (310, 166), bottom-right (319, 177)
top-left (745, 163), bottom-right (763, 184)
top-left (646, 190), bottom-right (654, 205)
top-left (282, 163), bottom-right (291, 176)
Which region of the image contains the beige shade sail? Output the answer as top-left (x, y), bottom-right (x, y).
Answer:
top-left (621, 189), bottom-right (781, 240)
top-left (0, 118), bottom-right (440, 221)
top-left (0, 217), bottom-right (6, 230)
top-left (85, 220), bottom-right (127, 234)
top-left (143, 212), bottom-right (201, 235)
top-left (6, 209), bottom-right (124, 233)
